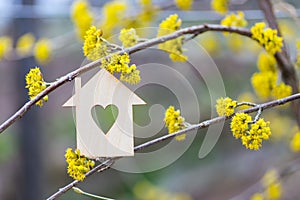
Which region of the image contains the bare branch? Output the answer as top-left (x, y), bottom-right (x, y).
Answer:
top-left (0, 24), bottom-right (252, 134)
top-left (47, 93), bottom-right (300, 200)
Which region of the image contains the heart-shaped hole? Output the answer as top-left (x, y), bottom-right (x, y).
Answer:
top-left (91, 105), bottom-right (119, 135)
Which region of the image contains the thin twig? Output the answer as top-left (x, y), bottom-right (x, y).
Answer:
top-left (47, 93), bottom-right (300, 200)
top-left (0, 24), bottom-right (252, 134)
top-left (47, 159), bottom-right (114, 200)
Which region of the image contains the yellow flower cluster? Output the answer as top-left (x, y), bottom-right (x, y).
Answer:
top-left (251, 52), bottom-right (292, 100)
top-left (25, 67), bottom-right (48, 107)
top-left (83, 26), bottom-right (107, 61)
top-left (215, 97), bottom-right (237, 116)
top-left (211, 0), bottom-right (229, 14)
top-left (164, 106), bottom-right (186, 141)
top-left (34, 38), bottom-right (52, 65)
top-left (0, 36), bottom-right (12, 59)
top-left (65, 148), bottom-right (95, 181)
top-left (257, 52), bottom-right (276, 72)
top-left (101, 53), bottom-right (140, 84)
top-left (157, 14), bottom-right (187, 62)
top-left (175, 0), bottom-right (193, 10)
top-left (290, 131), bottom-right (300, 152)
top-left (251, 71), bottom-right (277, 99)
top-left (230, 113), bottom-right (271, 150)
top-left (251, 22), bottom-right (283, 55)
top-left (242, 118), bottom-right (271, 150)
top-left (71, 0), bottom-right (94, 40)
top-left (100, 1), bottom-right (127, 37)
top-left (230, 113), bottom-right (252, 139)
top-left (221, 11), bottom-right (247, 28)
top-left (16, 33), bottom-right (35, 56)
top-left (271, 82), bottom-right (292, 99)
top-left (119, 28), bottom-right (139, 48)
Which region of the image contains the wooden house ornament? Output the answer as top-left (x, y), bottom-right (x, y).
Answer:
top-left (63, 69), bottom-right (146, 158)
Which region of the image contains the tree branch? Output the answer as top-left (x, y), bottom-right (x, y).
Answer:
top-left (0, 24), bottom-right (252, 134)
top-left (258, 0), bottom-right (300, 126)
top-left (47, 93), bottom-right (300, 200)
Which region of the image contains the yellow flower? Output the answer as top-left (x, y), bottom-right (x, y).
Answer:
top-left (221, 11), bottom-right (247, 28)
top-left (290, 132), bottom-right (300, 152)
top-left (100, 1), bottom-right (127, 37)
top-left (211, 0), bottom-right (229, 14)
top-left (34, 38), bottom-right (52, 65)
top-left (241, 118), bottom-right (271, 150)
top-left (164, 106), bottom-right (186, 141)
top-left (83, 26), bottom-right (107, 61)
top-left (119, 28), bottom-right (139, 48)
top-left (271, 82), bottom-right (292, 99)
top-left (16, 33), bottom-right (35, 56)
top-left (65, 148), bottom-right (95, 181)
top-left (175, 0), bottom-right (193, 10)
top-left (250, 193), bottom-right (264, 200)
top-left (251, 71), bottom-right (277, 100)
top-left (251, 22), bottom-right (283, 55)
top-left (266, 183), bottom-right (282, 200)
top-left (25, 67), bottom-right (48, 107)
top-left (215, 97), bottom-right (237, 116)
top-left (257, 52), bottom-right (277, 73)
top-left (101, 53), bottom-right (141, 84)
top-left (71, 0), bottom-right (94, 40)
top-left (230, 113), bottom-right (252, 139)
top-left (0, 36), bottom-right (12, 59)
top-left (157, 14), bottom-right (187, 62)
top-left (262, 169), bottom-right (282, 200)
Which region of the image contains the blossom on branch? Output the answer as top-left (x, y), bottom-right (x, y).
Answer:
top-left (25, 67), bottom-right (48, 107)
top-left (65, 148), bottom-right (95, 181)
top-left (251, 22), bottom-right (283, 55)
top-left (215, 97), bottom-right (237, 116)
top-left (231, 113), bottom-right (272, 150)
top-left (83, 26), bottom-right (107, 61)
top-left (221, 11), bottom-right (247, 28)
top-left (119, 28), bottom-right (139, 48)
top-left (251, 71), bottom-right (277, 100)
top-left (101, 53), bottom-right (140, 84)
top-left (157, 14), bottom-right (187, 62)
top-left (164, 106), bottom-right (186, 141)
top-left (241, 118), bottom-right (271, 150)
